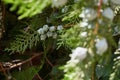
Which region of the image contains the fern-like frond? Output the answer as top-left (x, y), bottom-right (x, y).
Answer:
top-left (110, 37), bottom-right (120, 80)
top-left (3, 0), bottom-right (51, 19)
top-left (5, 30), bottom-right (40, 54)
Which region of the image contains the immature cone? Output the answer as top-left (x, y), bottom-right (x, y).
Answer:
top-left (79, 8), bottom-right (97, 21)
top-left (37, 28), bottom-right (44, 34)
top-left (57, 25), bottom-right (63, 30)
top-left (43, 25), bottom-right (49, 32)
top-left (70, 47), bottom-right (87, 62)
top-left (102, 7), bottom-right (115, 20)
top-left (46, 31), bottom-right (53, 37)
top-left (80, 32), bottom-right (87, 38)
top-left (40, 34), bottom-right (46, 40)
top-left (95, 38), bottom-right (108, 55)
top-left (52, 0), bottom-right (67, 8)
top-left (49, 26), bottom-right (56, 32)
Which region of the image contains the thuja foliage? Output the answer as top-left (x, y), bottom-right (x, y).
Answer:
top-left (5, 30), bottom-right (40, 54)
top-left (2, 0), bottom-right (51, 19)
top-left (110, 49), bottom-right (120, 80)
top-left (1, 0), bottom-right (120, 80)
top-left (12, 64), bottom-right (44, 80)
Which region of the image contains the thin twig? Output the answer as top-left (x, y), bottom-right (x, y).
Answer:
top-left (0, 53), bottom-right (42, 71)
top-left (91, 0), bottom-right (102, 80)
top-left (0, 63), bottom-right (8, 80)
top-left (46, 58), bottom-right (54, 67)
top-left (93, 0), bottom-right (102, 35)
top-left (30, 59), bottom-right (44, 80)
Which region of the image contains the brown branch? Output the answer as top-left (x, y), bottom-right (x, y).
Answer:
top-left (0, 63), bottom-right (9, 80)
top-left (93, 0), bottom-right (102, 35)
top-left (36, 74), bottom-right (44, 80)
top-left (43, 73), bottom-right (50, 80)
top-left (0, 53), bottom-right (43, 72)
top-left (64, 23), bottom-right (75, 28)
top-left (30, 58), bottom-right (44, 80)
top-left (46, 58), bottom-right (54, 67)
top-left (91, 0), bottom-right (102, 80)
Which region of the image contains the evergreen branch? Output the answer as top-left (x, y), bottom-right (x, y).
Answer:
top-left (110, 50), bottom-right (120, 80)
top-left (110, 38), bottom-right (120, 80)
top-left (5, 30), bottom-right (40, 54)
top-left (3, 0), bottom-right (51, 19)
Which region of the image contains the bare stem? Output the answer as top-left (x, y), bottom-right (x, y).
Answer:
top-left (91, 61), bottom-right (97, 80)
top-left (91, 0), bottom-right (102, 80)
